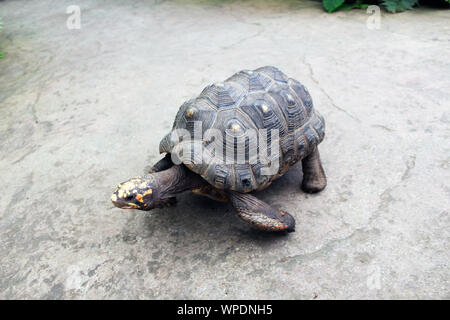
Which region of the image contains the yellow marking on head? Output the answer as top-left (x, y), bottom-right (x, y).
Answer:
top-left (136, 194), bottom-right (143, 202)
top-left (143, 189), bottom-right (153, 196)
top-left (128, 203), bottom-right (139, 208)
top-left (111, 194), bottom-right (117, 202)
top-left (122, 181), bottom-right (136, 192)
top-left (118, 190), bottom-right (124, 198)
top-left (139, 181), bottom-right (148, 189)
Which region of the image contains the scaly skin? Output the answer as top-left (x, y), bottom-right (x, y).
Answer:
top-left (112, 146), bottom-right (326, 233)
top-left (148, 153), bottom-right (173, 173)
top-left (228, 191), bottom-right (295, 232)
top-left (237, 209), bottom-right (292, 232)
top-left (111, 165), bottom-right (206, 210)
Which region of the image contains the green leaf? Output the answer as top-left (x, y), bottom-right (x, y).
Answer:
top-left (381, 0), bottom-right (418, 12)
top-left (338, 3), bottom-right (357, 10)
top-left (338, 2), bottom-right (370, 10)
top-left (322, 0), bottom-right (346, 12)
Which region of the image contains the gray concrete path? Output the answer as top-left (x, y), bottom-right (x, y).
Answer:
top-left (0, 0), bottom-right (449, 299)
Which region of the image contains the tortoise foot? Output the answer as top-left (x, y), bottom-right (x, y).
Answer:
top-left (301, 149), bottom-right (327, 194)
top-left (229, 191), bottom-right (295, 232)
top-left (301, 174), bottom-right (327, 193)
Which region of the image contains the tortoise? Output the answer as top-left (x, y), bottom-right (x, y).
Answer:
top-left (111, 66), bottom-right (326, 232)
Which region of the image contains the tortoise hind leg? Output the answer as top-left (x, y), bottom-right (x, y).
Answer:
top-left (301, 148), bottom-right (327, 193)
top-left (148, 153), bottom-right (174, 173)
top-left (229, 191), bottom-right (295, 232)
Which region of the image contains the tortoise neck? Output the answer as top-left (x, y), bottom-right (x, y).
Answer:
top-left (154, 165), bottom-right (207, 199)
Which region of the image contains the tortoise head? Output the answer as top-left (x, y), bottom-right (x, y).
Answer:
top-left (110, 175), bottom-right (175, 211)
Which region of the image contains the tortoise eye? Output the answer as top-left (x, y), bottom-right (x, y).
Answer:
top-left (125, 195), bottom-right (134, 201)
top-left (242, 179), bottom-right (251, 188)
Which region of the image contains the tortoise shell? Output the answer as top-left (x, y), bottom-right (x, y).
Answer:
top-left (159, 66), bottom-right (325, 193)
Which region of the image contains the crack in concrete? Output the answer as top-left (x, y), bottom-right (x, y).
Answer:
top-left (369, 154), bottom-right (417, 224)
top-left (302, 56), bottom-right (361, 123)
top-left (223, 6), bottom-right (265, 50)
top-left (11, 145), bottom-right (40, 164)
top-left (227, 5), bottom-right (262, 27)
top-left (2, 173), bottom-right (34, 228)
top-left (221, 27), bottom-right (265, 50)
top-left (274, 227), bottom-right (380, 266)
top-left (372, 124), bottom-right (395, 132)
top-left (401, 155), bottom-right (416, 182)
top-left (29, 90), bottom-right (41, 124)
top-left (275, 154), bottom-right (417, 266)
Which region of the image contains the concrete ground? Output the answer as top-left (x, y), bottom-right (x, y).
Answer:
top-left (0, 0), bottom-right (449, 299)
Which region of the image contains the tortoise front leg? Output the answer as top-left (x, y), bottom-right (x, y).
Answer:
top-left (229, 191), bottom-right (295, 232)
top-left (148, 153), bottom-right (174, 173)
top-left (301, 148), bottom-right (327, 193)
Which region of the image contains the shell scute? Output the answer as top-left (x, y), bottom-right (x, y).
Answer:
top-left (199, 81), bottom-right (245, 109)
top-left (255, 66), bottom-right (289, 83)
top-left (288, 78), bottom-right (314, 116)
top-left (227, 70), bottom-right (273, 92)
